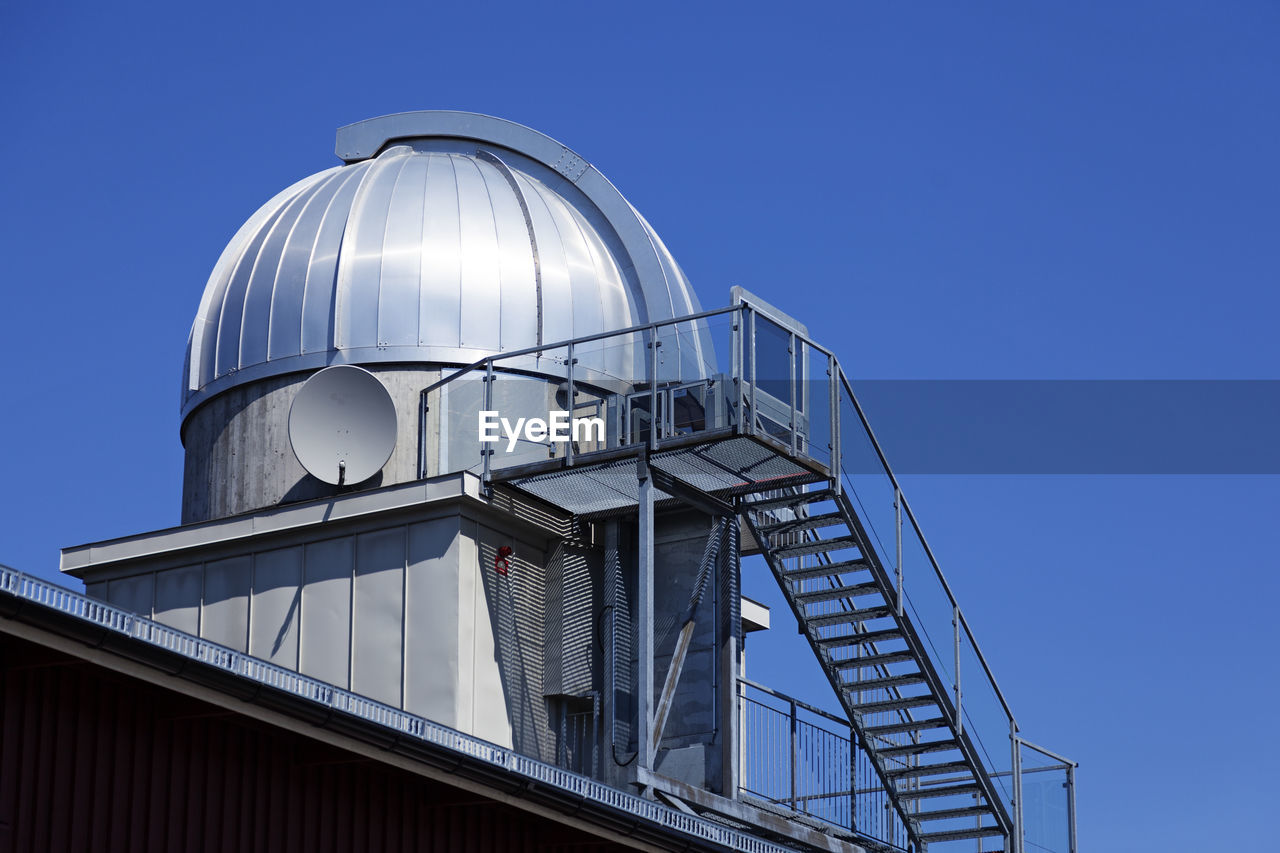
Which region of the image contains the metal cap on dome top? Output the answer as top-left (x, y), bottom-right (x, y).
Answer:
top-left (182, 111), bottom-right (702, 422)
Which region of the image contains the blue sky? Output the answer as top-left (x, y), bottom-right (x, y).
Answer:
top-left (1, 2), bottom-right (1276, 850)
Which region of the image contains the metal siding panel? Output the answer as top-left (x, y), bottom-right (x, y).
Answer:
top-left (542, 188), bottom-right (600, 341)
top-left (418, 152), bottom-right (462, 348)
top-left (301, 536), bottom-right (353, 688)
top-left (249, 545), bottom-right (302, 668)
top-left (517, 176), bottom-right (573, 345)
top-left (336, 151), bottom-right (411, 351)
top-left (377, 155), bottom-right (429, 348)
top-left (561, 205), bottom-right (608, 341)
top-left (404, 517), bottom-right (460, 724)
top-left (215, 205), bottom-right (287, 378)
top-left (239, 188), bottom-right (312, 369)
top-left (470, 522), bottom-right (514, 748)
top-left (202, 556), bottom-right (250, 652)
top-left (301, 164), bottom-right (369, 354)
top-left (269, 170), bottom-right (348, 361)
top-left (154, 564), bottom-right (202, 635)
top-left (352, 527), bottom-right (406, 706)
top-left (455, 155), bottom-right (502, 351)
top-left (107, 573), bottom-right (154, 616)
top-left (476, 159), bottom-right (538, 351)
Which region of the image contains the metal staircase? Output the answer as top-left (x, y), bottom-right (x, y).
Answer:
top-left (741, 485), bottom-right (1012, 852)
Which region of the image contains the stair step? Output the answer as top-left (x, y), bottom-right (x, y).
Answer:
top-left (895, 782), bottom-right (981, 802)
top-left (834, 648), bottom-right (916, 669)
top-left (843, 671), bottom-right (927, 692)
top-left (819, 622), bottom-right (901, 648)
top-left (865, 717), bottom-right (950, 738)
top-left (775, 536), bottom-right (861, 559)
top-left (759, 512), bottom-right (845, 536)
top-left (794, 581), bottom-right (882, 605)
top-left (808, 605), bottom-right (892, 629)
top-left (853, 694), bottom-right (939, 715)
top-left (744, 490), bottom-right (834, 512)
top-left (913, 804), bottom-right (992, 822)
top-left (879, 739), bottom-right (959, 759)
top-left (888, 761), bottom-right (973, 780)
top-left (785, 559), bottom-right (869, 582)
top-left (921, 826), bottom-right (1004, 843)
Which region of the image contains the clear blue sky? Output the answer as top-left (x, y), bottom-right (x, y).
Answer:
top-left (1, 2), bottom-right (1276, 850)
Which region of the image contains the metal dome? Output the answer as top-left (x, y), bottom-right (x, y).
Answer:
top-left (182, 111), bottom-right (702, 420)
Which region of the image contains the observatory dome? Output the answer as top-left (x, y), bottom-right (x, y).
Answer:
top-left (182, 111), bottom-right (701, 421)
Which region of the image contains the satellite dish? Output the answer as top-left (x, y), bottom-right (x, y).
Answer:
top-left (288, 365), bottom-right (398, 486)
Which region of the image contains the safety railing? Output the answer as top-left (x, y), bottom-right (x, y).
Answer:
top-left (739, 679), bottom-right (911, 851)
top-left (410, 294), bottom-right (1071, 851)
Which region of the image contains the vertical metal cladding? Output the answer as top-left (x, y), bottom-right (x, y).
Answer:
top-left (0, 634), bottom-right (622, 853)
top-left (182, 113), bottom-right (706, 425)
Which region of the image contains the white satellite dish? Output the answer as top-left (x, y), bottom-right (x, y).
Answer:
top-left (288, 365), bottom-right (398, 486)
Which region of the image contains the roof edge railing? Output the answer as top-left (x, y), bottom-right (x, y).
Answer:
top-left (0, 564), bottom-right (816, 853)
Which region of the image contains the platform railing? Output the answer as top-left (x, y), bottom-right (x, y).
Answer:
top-left (412, 296), bottom-right (1071, 851)
top-left (739, 678), bottom-right (912, 851)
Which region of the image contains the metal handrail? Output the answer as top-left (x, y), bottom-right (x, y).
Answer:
top-left (832, 362), bottom-right (1018, 726)
top-left (417, 304), bottom-right (741, 397)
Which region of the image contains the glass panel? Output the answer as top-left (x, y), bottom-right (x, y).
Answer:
top-left (958, 624), bottom-right (1015, 821)
top-left (750, 313), bottom-right (795, 443)
top-left (485, 345), bottom-right (572, 474)
top-left (571, 327), bottom-right (649, 451)
top-left (669, 312), bottom-right (738, 433)
top-left (436, 367), bottom-right (487, 476)
top-left (800, 344), bottom-right (832, 469)
top-left (1019, 741), bottom-right (1073, 853)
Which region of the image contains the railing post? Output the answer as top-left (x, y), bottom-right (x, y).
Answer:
top-left (895, 488), bottom-right (904, 618)
top-left (566, 342), bottom-right (575, 466)
top-left (788, 331), bottom-right (797, 456)
top-left (734, 306), bottom-right (746, 434)
top-left (483, 360), bottom-right (494, 488)
top-left (648, 325), bottom-right (660, 449)
top-left (954, 605), bottom-right (962, 735)
top-left (1067, 761), bottom-right (1078, 853)
top-left (748, 309), bottom-right (757, 437)
top-left (830, 357), bottom-right (841, 493)
top-left (1011, 727), bottom-right (1023, 853)
top-left (790, 697), bottom-right (799, 812)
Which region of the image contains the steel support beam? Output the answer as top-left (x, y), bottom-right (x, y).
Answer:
top-left (637, 453), bottom-right (655, 772)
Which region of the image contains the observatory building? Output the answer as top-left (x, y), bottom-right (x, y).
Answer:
top-left (0, 113), bottom-right (1076, 853)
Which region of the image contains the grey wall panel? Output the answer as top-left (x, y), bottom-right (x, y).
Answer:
top-left (107, 574), bottom-right (154, 617)
top-left (405, 518), bottom-right (460, 725)
top-left (154, 565), bottom-right (202, 635)
top-left (465, 519), bottom-right (514, 748)
top-left (474, 520), bottom-right (549, 757)
top-left (84, 581), bottom-right (106, 602)
top-left (202, 556), bottom-right (250, 651)
top-left (249, 546), bottom-right (302, 668)
top-left (301, 537), bottom-right (353, 688)
top-left (352, 527), bottom-right (406, 706)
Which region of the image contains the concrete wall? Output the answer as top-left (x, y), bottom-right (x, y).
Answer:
top-left (180, 366), bottom-right (440, 524)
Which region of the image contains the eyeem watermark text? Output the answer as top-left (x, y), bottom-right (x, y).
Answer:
top-left (479, 411), bottom-right (605, 452)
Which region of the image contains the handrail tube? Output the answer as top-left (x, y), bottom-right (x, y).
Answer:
top-left (418, 304), bottom-right (742, 397)
top-left (833, 362), bottom-right (1017, 725)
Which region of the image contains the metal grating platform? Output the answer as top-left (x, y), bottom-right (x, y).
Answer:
top-left (503, 436), bottom-right (822, 516)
